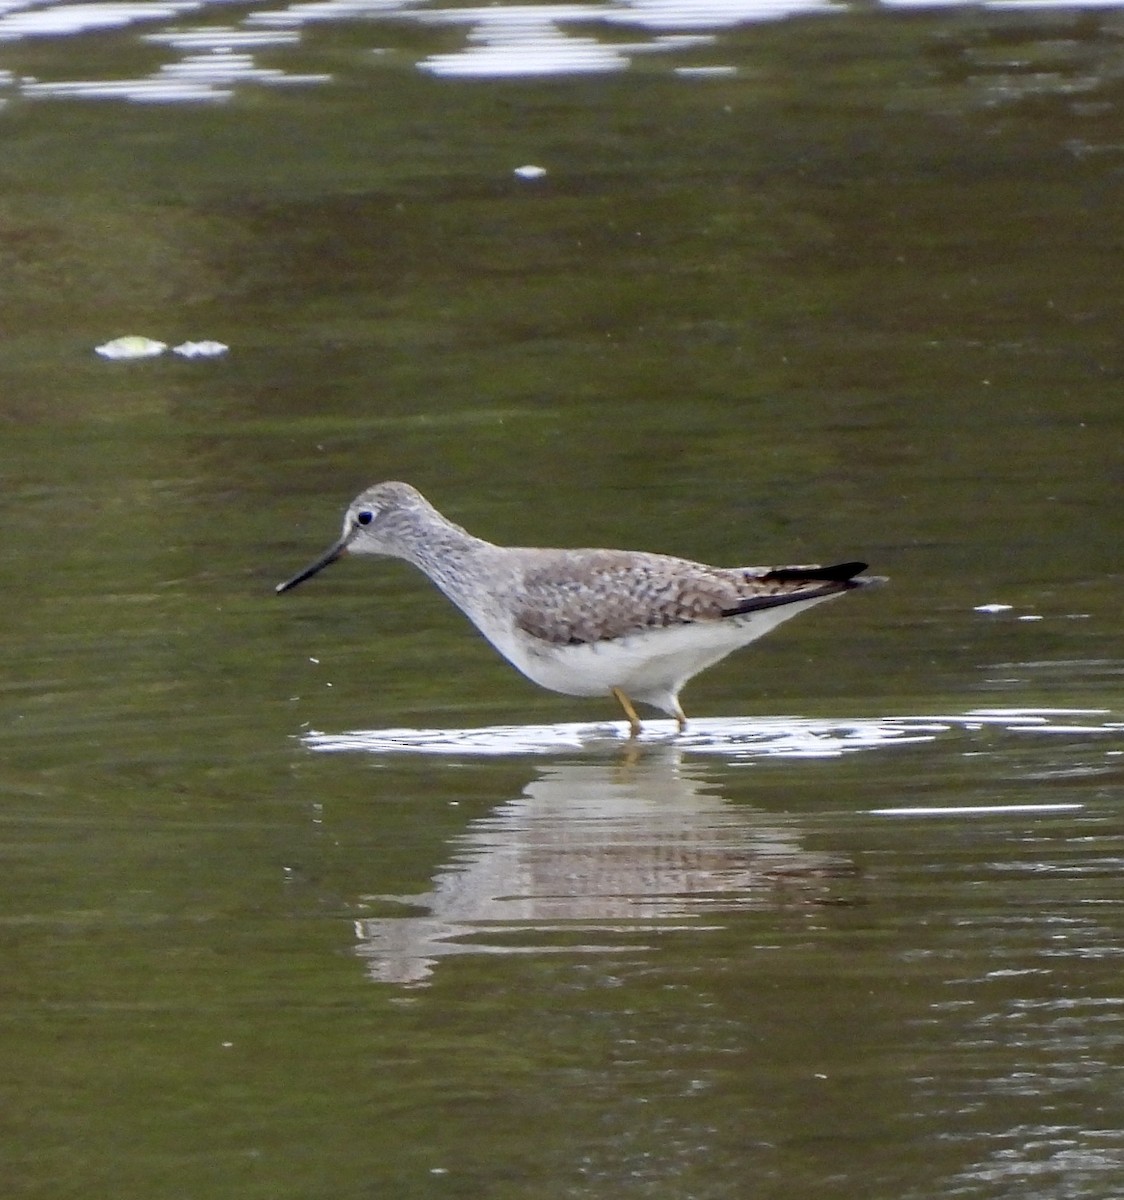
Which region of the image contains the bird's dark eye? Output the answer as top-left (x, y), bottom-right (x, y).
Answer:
top-left (356, 510), bottom-right (373, 526)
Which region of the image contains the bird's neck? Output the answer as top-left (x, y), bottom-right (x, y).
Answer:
top-left (385, 507), bottom-right (497, 610)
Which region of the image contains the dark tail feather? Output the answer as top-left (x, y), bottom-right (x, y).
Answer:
top-left (763, 561), bottom-right (868, 584)
top-left (719, 562), bottom-right (883, 619)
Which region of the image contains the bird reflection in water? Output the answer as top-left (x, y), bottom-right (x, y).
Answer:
top-left (351, 750), bottom-right (857, 986)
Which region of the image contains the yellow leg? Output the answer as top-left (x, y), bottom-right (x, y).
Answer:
top-left (610, 687), bottom-right (643, 738)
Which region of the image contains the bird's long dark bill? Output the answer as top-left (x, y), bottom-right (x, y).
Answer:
top-left (275, 538), bottom-right (349, 594)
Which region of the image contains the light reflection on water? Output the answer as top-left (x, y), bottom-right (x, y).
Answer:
top-left (4, 0), bottom-right (1124, 99)
top-left (303, 707), bottom-right (1121, 758)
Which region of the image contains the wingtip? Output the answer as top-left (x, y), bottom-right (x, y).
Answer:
top-left (764, 561), bottom-right (871, 585)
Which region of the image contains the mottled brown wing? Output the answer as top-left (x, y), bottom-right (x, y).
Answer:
top-left (513, 551), bottom-right (866, 646)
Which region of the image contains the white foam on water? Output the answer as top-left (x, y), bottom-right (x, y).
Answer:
top-left (300, 707), bottom-right (1120, 760)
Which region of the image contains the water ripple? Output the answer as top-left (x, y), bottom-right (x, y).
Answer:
top-left (301, 707), bottom-right (1119, 759)
top-left (7, 0), bottom-right (1122, 99)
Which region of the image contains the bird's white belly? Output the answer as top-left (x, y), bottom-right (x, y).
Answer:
top-left (462, 591), bottom-right (843, 711)
top-left (485, 605), bottom-right (824, 702)
top-left (522, 633), bottom-right (697, 698)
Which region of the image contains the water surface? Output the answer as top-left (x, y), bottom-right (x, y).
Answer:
top-left (2, 1), bottom-right (1122, 1197)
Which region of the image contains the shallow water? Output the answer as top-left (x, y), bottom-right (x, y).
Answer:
top-left (303, 709), bottom-right (1116, 990)
top-left (2, 1), bottom-right (1123, 1197)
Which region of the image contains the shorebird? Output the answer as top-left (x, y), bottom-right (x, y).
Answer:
top-left (276, 482), bottom-right (883, 736)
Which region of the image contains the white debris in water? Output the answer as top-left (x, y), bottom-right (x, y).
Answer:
top-left (95, 336), bottom-right (167, 359)
top-left (675, 66), bottom-right (738, 77)
top-left (96, 337), bottom-right (230, 359)
top-left (513, 164), bottom-right (547, 179)
top-left (1017, 614), bottom-right (1044, 621)
top-left (172, 340), bottom-right (229, 358)
top-left (974, 603), bottom-right (1013, 613)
